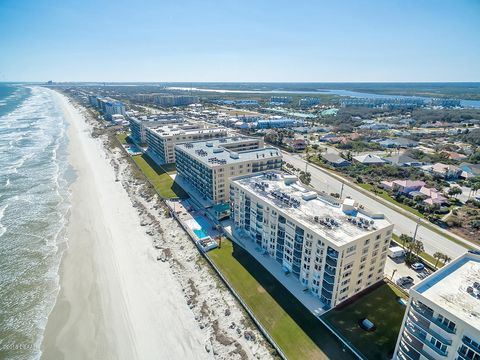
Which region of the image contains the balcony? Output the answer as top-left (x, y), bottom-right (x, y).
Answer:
top-left (411, 303), bottom-right (456, 334)
top-left (405, 323), bottom-right (448, 357)
top-left (325, 266), bottom-right (336, 276)
top-left (322, 281), bottom-right (334, 292)
top-left (398, 340), bottom-right (421, 360)
top-left (462, 337), bottom-right (480, 354)
top-left (326, 256), bottom-right (337, 267)
top-left (401, 332), bottom-right (437, 360)
top-left (326, 249), bottom-right (339, 259)
top-left (323, 272), bottom-right (335, 285)
top-left (408, 313), bottom-right (452, 345)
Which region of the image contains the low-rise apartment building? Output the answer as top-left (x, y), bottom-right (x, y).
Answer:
top-left (394, 251), bottom-right (480, 360)
top-left (145, 122), bottom-right (228, 164)
top-left (229, 171), bottom-right (394, 308)
top-left (175, 137), bottom-right (282, 219)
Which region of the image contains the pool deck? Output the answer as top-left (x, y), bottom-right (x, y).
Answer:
top-left (168, 199), bottom-right (222, 241)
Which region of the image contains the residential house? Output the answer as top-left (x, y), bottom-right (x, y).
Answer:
top-left (381, 180), bottom-right (426, 194)
top-left (417, 186), bottom-right (448, 206)
top-left (286, 138), bottom-right (307, 151)
top-left (384, 154), bottom-right (423, 167)
top-left (322, 153), bottom-right (350, 167)
top-left (447, 152), bottom-right (468, 161)
top-left (353, 154), bottom-right (386, 166)
top-left (431, 163), bottom-right (462, 180)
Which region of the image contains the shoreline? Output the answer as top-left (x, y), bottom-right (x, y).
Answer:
top-left (40, 91), bottom-right (208, 360)
top-left (40, 89), bottom-right (271, 360)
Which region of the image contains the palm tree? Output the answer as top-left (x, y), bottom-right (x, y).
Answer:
top-left (400, 234), bottom-right (413, 249)
top-left (433, 252), bottom-right (444, 268)
top-left (442, 254), bottom-right (452, 265)
top-left (414, 241), bottom-right (424, 256)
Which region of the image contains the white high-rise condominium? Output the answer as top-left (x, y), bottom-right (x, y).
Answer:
top-left (229, 171), bottom-right (394, 308)
top-left (394, 251), bottom-right (480, 360)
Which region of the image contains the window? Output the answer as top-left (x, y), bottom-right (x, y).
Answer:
top-left (437, 314), bottom-right (456, 332)
top-left (364, 239), bottom-right (370, 246)
top-left (429, 337), bottom-right (447, 354)
top-left (346, 245), bottom-right (356, 253)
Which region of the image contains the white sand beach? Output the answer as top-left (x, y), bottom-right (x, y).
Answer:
top-left (40, 90), bottom-right (271, 360)
top-left (40, 91), bottom-right (210, 360)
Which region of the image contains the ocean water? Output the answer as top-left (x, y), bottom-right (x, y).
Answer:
top-left (0, 85), bottom-right (73, 359)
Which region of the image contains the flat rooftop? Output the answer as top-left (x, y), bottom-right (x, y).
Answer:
top-left (415, 253), bottom-right (480, 329)
top-left (176, 137), bottom-right (281, 166)
top-left (148, 123), bottom-right (226, 137)
top-left (232, 172), bottom-right (392, 246)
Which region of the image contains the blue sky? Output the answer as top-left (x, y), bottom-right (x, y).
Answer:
top-left (1, 0), bottom-right (479, 82)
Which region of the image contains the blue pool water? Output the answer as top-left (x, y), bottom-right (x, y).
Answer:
top-left (193, 216), bottom-right (212, 239)
top-left (193, 228), bottom-right (209, 239)
top-left (126, 145), bottom-right (142, 154)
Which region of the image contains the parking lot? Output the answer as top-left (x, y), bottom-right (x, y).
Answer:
top-left (384, 255), bottom-right (432, 291)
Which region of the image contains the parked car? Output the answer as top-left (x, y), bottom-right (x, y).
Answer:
top-left (396, 276), bottom-right (414, 287)
top-left (411, 262), bottom-right (425, 271)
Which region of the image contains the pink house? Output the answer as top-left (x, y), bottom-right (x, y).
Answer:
top-left (419, 186), bottom-right (447, 205)
top-left (380, 179), bottom-right (425, 194)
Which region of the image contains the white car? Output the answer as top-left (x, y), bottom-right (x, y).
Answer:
top-left (411, 262), bottom-right (425, 271)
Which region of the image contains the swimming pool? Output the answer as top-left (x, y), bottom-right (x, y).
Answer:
top-left (193, 228), bottom-right (209, 239)
top-left (192, 216), bottom-right (212, 239)
top-left (125, 145), bottom-right (142, 155)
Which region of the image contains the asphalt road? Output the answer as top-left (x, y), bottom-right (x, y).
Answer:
top-left (282, 152), bottom-right (475, 259)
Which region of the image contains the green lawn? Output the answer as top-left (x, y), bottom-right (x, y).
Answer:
top-left (116, 132), bottom-right (129, 145)
top-left (131, 154), bottom-right (188, 199)
top-left (322, 282), bottom-right (406, 360)
top-left (208, 239), bottom-right (355, 360)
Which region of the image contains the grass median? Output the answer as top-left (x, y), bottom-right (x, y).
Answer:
top-left (322, 282), bottom-right (407, 360)
top-left (208, 239), bottom-right (355, 360)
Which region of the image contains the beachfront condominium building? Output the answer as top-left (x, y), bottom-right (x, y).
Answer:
top-left (88, 95), bottom-right (126, 120)
top-left (175, 137), bottom-right (282, 219)
top-left (229, 171), bottom-right (394, 308)
top-left (129, 115), bottom-right (185, 145)
top-left (393, 251), bottom-right (480, 360)
top-left (145, 122), bottom-right (228, 165)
